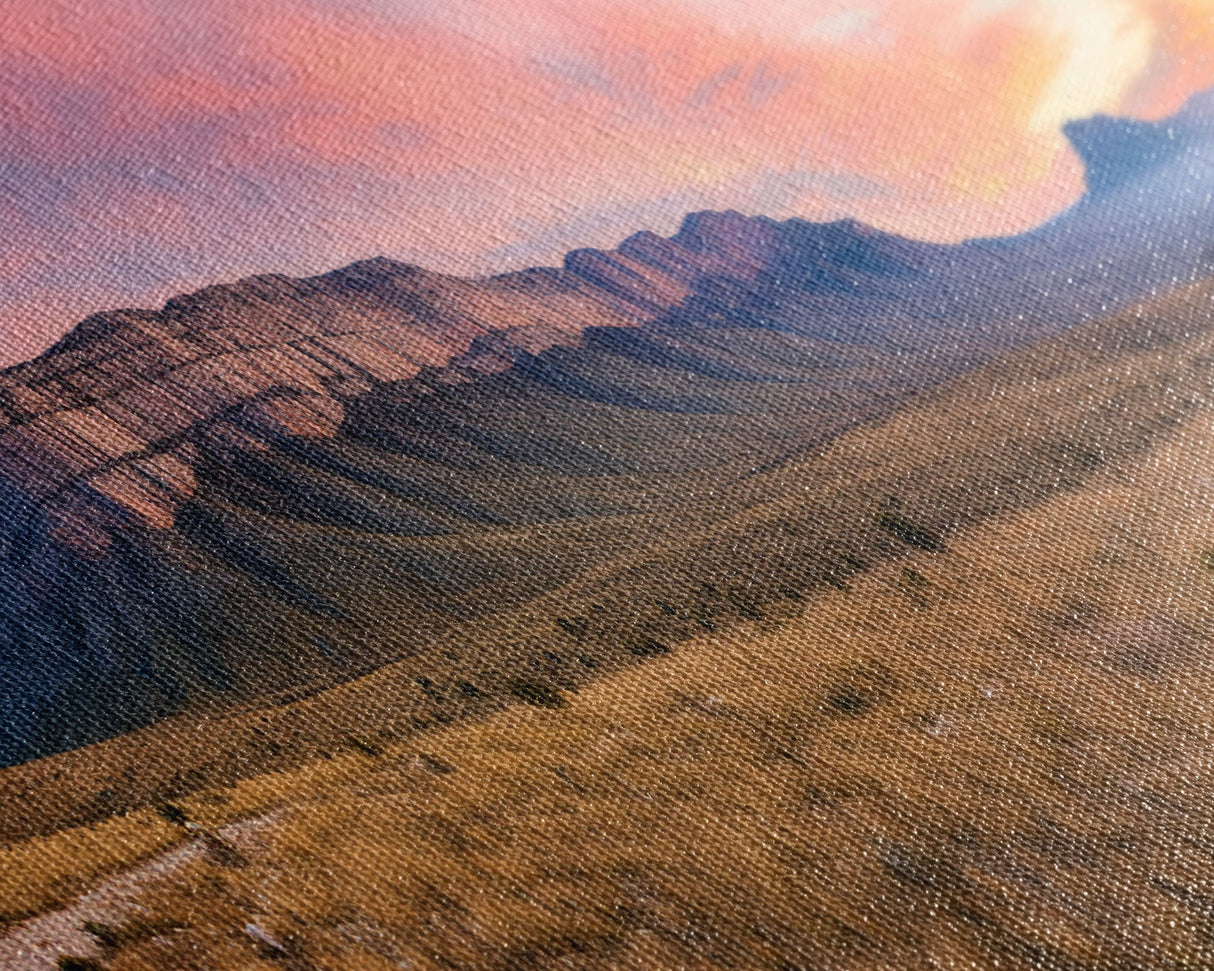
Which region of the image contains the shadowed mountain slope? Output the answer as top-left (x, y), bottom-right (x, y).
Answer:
top-left (6, 95), bottom-right (1214, 765)
top-left (0, 214), bottom-right (979, 765)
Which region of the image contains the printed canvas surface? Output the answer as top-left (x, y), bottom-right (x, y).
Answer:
top-left (3, 2), bottom-right (1214, 968)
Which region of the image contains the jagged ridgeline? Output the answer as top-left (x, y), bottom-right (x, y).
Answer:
top-left (4, 94), bottom-right (1214, 765)
top-left (0, 214), bottom-right (956, 763)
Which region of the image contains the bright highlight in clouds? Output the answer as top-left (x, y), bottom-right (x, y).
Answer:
top-left (1027, 0), bottom-right (1157, 133)
top-left (0, 0), bottom-right (1210, 364)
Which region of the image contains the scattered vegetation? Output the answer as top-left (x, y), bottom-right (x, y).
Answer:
top-left (823, 566), bottom-right (853, 592)
top-left (555, 616), bottom-right (589, 638)
top-left (415, 677), bottom-right (444, 700)
top-left (74, 915), bottom-right (195, 965)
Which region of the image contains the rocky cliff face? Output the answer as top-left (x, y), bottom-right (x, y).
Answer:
top-left (0, 210), bottom-right (936, 558)
top-left (0, 258), bottom-right (628, 555)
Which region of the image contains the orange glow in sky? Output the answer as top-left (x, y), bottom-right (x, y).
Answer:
top-left (0, 0), bottom-right (1212, 363)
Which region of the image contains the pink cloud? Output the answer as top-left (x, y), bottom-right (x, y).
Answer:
top-left (0, 0), bottom-right (1208, 365)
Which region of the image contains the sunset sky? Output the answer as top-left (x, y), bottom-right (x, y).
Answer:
top-left (1, 0), bottom-right (1212, 364)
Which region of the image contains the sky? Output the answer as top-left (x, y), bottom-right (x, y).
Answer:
top-left (0, 0), bottom-right (1212, 365)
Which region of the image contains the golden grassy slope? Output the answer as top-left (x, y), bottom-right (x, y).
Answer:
top-left (6, 280), bottom-right (1214, 967)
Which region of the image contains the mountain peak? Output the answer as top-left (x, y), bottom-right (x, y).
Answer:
top-left (673, 209), bottom-right (781, 255)
top-left (1064, 114), bottom-right (1190, 196)
top-left (1063, 88), bottom-right (1214, 198)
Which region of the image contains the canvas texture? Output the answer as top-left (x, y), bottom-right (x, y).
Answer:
top-left (2, 2), bottom-right (1214, 969)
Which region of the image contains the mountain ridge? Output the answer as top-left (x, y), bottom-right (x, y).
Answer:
top-left (0, 208), bottom-right (956, 558)
top-left (4, 95), bottom-right (1214, 764)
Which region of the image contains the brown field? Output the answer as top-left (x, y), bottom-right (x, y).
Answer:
top-left (6, 281), bottom-right (1214, 968)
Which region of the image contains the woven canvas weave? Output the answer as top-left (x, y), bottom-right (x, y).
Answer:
top-left (2, 2), bottom-right (1214, 968)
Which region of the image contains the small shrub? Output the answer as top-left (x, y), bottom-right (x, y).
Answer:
top-left (346, 734), bottom-right (383, 757)
top-left (419, 753), bottom-right (456, 774)
top-left (828, 691), bottom-right (870, 716)
top-left (629, 639), bottom-right (671, 658)
top-left (154, 803), bottom-right (189, 826)
top-left (58, 959), bottom-right (104, 971)
top-left (83, 921), bottom-right (122, 950)
top-left (876, 512), bottom-right (943, 552)
top-left (508, 678), bottom-right (565, 708)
